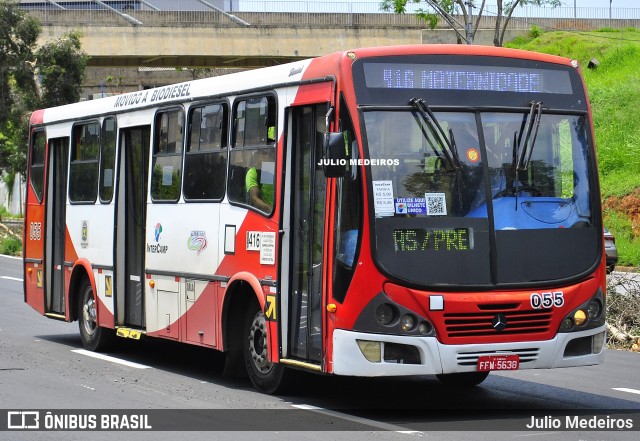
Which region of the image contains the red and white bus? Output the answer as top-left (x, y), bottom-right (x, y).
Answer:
top-left (24, 44), bottom-right (607, 393)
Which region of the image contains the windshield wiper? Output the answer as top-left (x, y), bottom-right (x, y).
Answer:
top-left (409, 97), bottom-right (462, 171)
top-left (516, 101), bottom-right (543, 171)
top-left (498, 101), bottom-right (543, 208)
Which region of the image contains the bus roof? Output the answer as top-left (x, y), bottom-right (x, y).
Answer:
top-left (30, 44), bottom-right (575, 126)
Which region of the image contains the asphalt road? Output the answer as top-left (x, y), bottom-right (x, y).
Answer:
top-left (1, 254), bottom-right (639, 441)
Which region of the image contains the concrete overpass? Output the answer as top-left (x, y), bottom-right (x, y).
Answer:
top-left (32, 9), bottom-right (640, 69)
top-left (26, 9), bottom-right (640, 97)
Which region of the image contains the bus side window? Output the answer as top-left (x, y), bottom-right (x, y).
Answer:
top-left (99, 116), bottom-right (117, 203)
top-left (29, 130), bottom-right (46, 203)
top-left (69, 122), bottom-right (100, 203)
top-left (229, 94), bottom-right (277, 214)
top-left (333, 95), bottom-right (361, 303)
top-left (184, 103), bottom-right (228, 201)
top-left (151, 108), bottom-right (184, 202)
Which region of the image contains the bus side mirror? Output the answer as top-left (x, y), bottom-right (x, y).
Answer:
top-left (323, 132), bottom-right (346, 178)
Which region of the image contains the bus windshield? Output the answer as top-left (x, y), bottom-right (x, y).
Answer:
top-left (365, 108), bottom-right (598, 287)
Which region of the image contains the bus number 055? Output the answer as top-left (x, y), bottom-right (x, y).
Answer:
top-left (530, 291), bottom-right (564, 309)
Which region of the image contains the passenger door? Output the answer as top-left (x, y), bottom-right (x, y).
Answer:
top-left (115, 126), bottom-right (150, 328)
top-left (44, 137), bottom-right (69, 316)
top-left (285, 104), bottom-right (328, 364)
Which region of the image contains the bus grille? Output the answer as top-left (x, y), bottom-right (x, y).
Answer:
top-left (456, 348), bottom-right (540, 366)
top-left (443, 308), bottom-right (553, 338)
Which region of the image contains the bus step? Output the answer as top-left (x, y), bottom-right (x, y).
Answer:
top-left (116, 327), bottom-right (144, 340)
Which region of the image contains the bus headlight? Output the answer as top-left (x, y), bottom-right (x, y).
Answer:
top-left (592, 331), bottom-right (605, 353)
top-left (587, 299), bottom-right (602, 320)
top-left (418, 321), bottom-right (433, 335)
top-left (573, 310), bottom-right (588, 326)
top-left (560, 317), bottom-right (574, 331)
top-left (356, 340), bottom-right (381, 363)
top-left (558, 288), bottom-right (605, 333)
top-left (375, 303), bottom-right (396, 326)
top-left (400, 314), bottom-right (416, 332)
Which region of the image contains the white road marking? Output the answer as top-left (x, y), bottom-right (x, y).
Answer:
top-left (1, 276), bottom-right (23, 282)
top-left (612, 387), bottom-right (640, 395)
top-left (72, 349), bottom-right (151, 369)
top-left (291, 403), bottom-right (424, 435)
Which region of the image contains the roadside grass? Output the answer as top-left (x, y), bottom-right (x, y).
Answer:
top-left (0, 236), bottom-right (21, 256)
top-left (508, 28), bottom-right (640, 267)
top-left (605, 210), bottom-right (640, 266)
top-left (0, 208), bottom-right (23, 256)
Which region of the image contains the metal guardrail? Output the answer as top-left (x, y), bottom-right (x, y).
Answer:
top-left (22, 2), bottom-right (640, 29)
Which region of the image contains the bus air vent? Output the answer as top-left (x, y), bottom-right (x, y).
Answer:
top-left (383, 342), bottom-right (421, 364)
top-left (563, 336), bottom-right (593, 357)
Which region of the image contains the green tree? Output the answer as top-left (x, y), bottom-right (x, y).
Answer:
top-left (36, 31), bottom-right (88, 108)
top-left (380, 0), bottom-right (560, 46)
top-left (1, 1), bottom-right (88, 181)
top-left (0, 0), bottom-right (40, 179)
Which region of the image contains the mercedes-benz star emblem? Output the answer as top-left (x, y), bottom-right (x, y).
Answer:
top-left (492, 313), bottom-right (507, 331)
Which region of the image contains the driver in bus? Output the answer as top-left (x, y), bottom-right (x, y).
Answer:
top-left (246, 147), bottom-right (275, 213)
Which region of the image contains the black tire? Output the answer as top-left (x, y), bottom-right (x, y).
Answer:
top-left (436, 371), bottom-right (489, 388)
top-left (607, 265), bottom-right (615, 274)
top-left (243, 307), bottom-right (287, 394)
top-left (78, 278), bottom-right (114, 352)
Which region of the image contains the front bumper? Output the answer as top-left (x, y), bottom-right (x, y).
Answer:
top-left (332, 325), bottom-right (606, 376)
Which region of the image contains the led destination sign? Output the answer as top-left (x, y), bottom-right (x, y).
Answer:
top-left (364, 63), bottom-right (573, 94)
top-left (393, 227), bottom-right (472, 252)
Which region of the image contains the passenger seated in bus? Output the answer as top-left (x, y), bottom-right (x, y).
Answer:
top-left (246, 148), bottom-right (275, 213)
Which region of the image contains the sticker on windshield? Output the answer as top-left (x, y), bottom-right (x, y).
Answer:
top-left (395, 197), bottom-right (426, 215)
top-left (466, 148), bottom-right (480, 163)
top-left (425, 193), bottom-right (447, 216)
top-left (373, 180), bottom-right (395, 217)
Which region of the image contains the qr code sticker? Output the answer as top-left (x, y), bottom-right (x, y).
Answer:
top-left (425, 193), bottom-right (447, 216)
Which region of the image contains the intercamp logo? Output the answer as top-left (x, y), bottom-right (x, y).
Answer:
top-left (7, 411), bottom-right (40, 429)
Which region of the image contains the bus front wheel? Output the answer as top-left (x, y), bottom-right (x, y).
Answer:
top-left (78, 278), bottom-right (114, 352)
top-left (243, 308), bottom-right (286, 394)
top-left (436, 371), bottom-right (489, 387)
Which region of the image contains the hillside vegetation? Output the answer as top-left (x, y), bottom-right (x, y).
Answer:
top-left (508, 28), bottom-right (640, 267)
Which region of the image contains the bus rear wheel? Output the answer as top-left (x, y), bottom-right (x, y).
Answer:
top-left (243, 308), bottom-right (286, 394)
top-left (78, 278), bottom-right (114, 352)
top-left (436, 371), bottom-right (489, 387)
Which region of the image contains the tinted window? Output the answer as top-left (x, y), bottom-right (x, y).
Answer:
top-left (99, 117), bottom-right (117, 203)
top-left (151, 109), bottom-right (184, 201)
top-left (333, 96), bottom-right (361, 302)
top-left (69, 122), bottom-right (100, 203)
top-left (30, 130), bottom-right (46, 203)
top-left (228, 95), bottom-right (277, 215)
top-left (184, 103), bottom-right (228, 201)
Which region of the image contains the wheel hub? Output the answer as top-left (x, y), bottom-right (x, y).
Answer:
top-left (82, 297), bottom-right (97, 335)
top-left (248, 312), bottom-right (273, 374)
